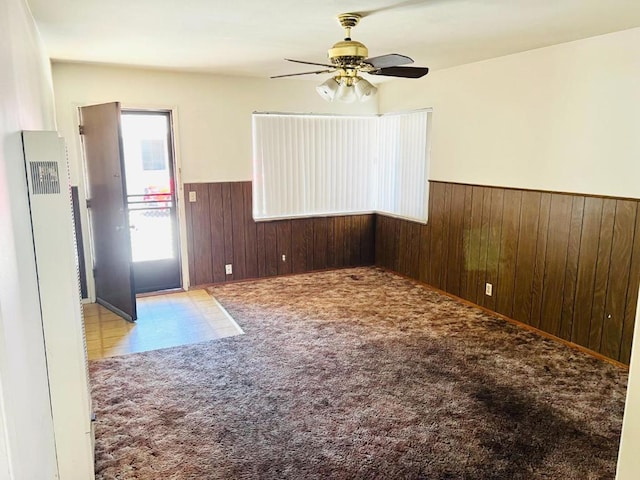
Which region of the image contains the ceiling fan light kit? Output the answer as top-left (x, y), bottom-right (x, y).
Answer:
top-left (336, 80), bottom-right (357, 103)
top-left (272, 13), bottom-right (429, 103)
top-left (316, 76), bottom-right (377, 103)
top-left (316, 77), bottom-right (340, 101)
top-left (353, 77), bottom-right (377, 101)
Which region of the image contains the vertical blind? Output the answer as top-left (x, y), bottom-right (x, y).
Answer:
top-left (252, 110), bottom-right (430, 222)
top-left (375, 111), bottom-right (430, 222)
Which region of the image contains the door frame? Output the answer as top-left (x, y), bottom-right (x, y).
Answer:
top-left (75, 103), bottom-right (190, 302)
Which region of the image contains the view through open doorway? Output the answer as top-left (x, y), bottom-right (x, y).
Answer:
top-left (121, 110), bottom-right (181, 293)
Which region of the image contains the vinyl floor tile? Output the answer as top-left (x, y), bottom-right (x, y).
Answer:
top-left (84, 289), bottom-right (242, 359)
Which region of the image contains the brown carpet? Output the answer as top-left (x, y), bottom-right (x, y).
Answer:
top-left (89, 267), bottom-right (628, 479)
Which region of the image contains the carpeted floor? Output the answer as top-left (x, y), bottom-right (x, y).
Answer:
top-left (89, 267), bottom-right (628, 479)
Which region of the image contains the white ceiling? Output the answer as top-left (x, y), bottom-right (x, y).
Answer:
top-left (28, 0), bottom-right (640, 80)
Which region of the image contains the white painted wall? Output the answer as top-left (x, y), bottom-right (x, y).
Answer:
top-left (618, 290), bottom-right (640, 479)
top-left (379, 27), bottom-right (640, 199)
top-left (0, 0), bottom-right (60, 478)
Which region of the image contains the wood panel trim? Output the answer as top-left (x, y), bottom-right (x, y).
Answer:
top-left (430, 180), bottom-right (640, 203)
top-left (184, 181), bottom-right (376, 287)
top-left (71, 186), bottom-right (88, 299)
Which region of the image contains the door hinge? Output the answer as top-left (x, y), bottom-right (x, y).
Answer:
top-left (78, 125), bottom-right (85, 135)
top-left (86, 198), bottom-right (92, 209)
top-left (92, 267), bottom-right (97, 277)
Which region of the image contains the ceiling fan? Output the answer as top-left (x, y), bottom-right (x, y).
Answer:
top-left (271, 13), bottom-right (429, 103)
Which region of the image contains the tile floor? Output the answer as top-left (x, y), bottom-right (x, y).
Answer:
top-left (83, 289), bottom-right (243, 360)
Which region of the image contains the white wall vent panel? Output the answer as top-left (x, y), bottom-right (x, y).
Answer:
top-left (22, 131), bottom-right (95, 480)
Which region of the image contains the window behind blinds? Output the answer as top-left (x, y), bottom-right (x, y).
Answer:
top-left (252, 110), bottom-right (430, 222)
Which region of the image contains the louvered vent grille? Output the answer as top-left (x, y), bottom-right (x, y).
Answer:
top-left (29, 161), bottom-right (60, 194)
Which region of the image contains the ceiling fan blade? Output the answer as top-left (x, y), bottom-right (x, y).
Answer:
top-left (364, 54), bottom-right (414, 68)
top-left (370, 66), bottom-right (429, 78)
top-left (271, 69), bottom-right (335, 79)
top-left (285, 58), bottom-right (336, 68)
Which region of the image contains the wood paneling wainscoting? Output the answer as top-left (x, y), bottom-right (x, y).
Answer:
top-left (184, 181), bottom-right (375, 287)
top-left (376, 181), bottom-right (640, 365)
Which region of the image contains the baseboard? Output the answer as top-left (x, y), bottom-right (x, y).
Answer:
top-left (188, 264), bottom-right (377, 291)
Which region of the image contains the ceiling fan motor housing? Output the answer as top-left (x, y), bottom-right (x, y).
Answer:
top-left (328, 40), bottom-right (369, 67)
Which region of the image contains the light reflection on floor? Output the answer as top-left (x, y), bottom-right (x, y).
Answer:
top-left (83, 289), bottom-right (243, 360)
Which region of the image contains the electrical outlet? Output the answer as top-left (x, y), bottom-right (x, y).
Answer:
top-left (225, 264), bottom-right (232, 275)
top-left (188, 191), bottom-right (196, 202)
top-left (485, 283), bottom-right (493, 296)
top-left (281, 254), bottom-right (286, 262)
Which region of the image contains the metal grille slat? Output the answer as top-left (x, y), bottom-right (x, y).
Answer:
top-left (29, 161), bottom-right (61, 195)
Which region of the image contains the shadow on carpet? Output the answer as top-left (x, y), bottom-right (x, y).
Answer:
top-left (89, 267), bottom-right (628, 479)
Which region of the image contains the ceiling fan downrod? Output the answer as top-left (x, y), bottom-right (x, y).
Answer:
top-left (337, 13), bottom-right (361, 40)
